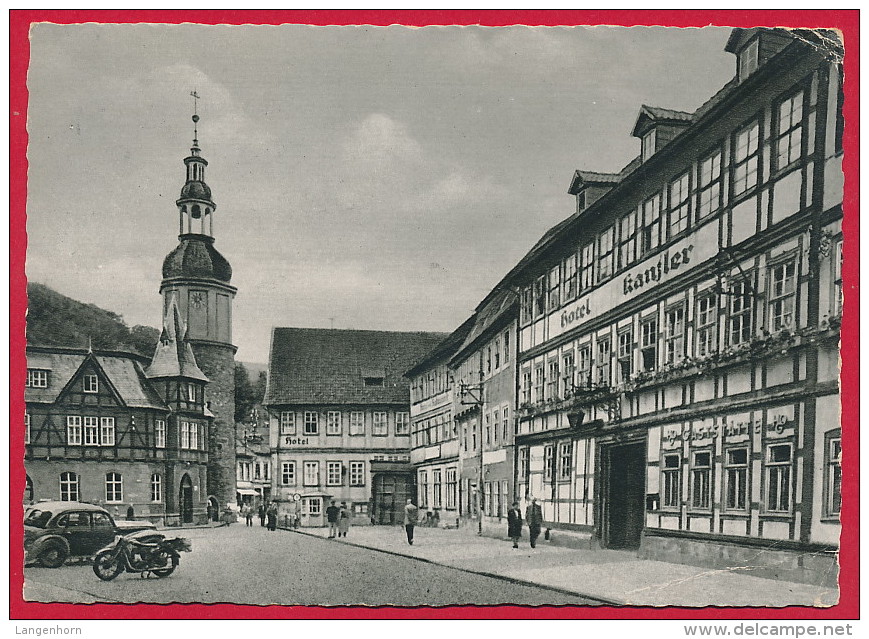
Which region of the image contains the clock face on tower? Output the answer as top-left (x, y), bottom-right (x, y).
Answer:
top-left (191, 291), bottom-right (206, 309)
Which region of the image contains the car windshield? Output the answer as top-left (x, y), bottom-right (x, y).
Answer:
top-left (24, 509), bottom-right (52, 529)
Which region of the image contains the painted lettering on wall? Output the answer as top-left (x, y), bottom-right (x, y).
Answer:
top-left (661, 413), bottom-right (793, 445)
top-left (623, 246), bottom-right (694, 295)
top-left (560, 299), bottom-right (592, 329)
top-left (283, 437), bottom-right (311, 446)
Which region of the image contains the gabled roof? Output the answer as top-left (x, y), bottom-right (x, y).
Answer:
top-left (451, 288), bottom-right (517, 366)
top-left (145, 295), bottom-right (209, 382)
top-left (264, 328), bottom-right (448, 406)
top-left (631, 104), bottom-right (693, 138)
top-left (25, 346), bottom-right (168, 410)
top-left (405, 315), bottom-right (476, 377)
top-left (567, 169), bottom-right (622, 195)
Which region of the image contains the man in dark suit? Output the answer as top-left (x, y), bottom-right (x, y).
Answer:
top-left (526, 497), bottom-right (543, 548)
top-left (507, 501), bottom-right (523, 548)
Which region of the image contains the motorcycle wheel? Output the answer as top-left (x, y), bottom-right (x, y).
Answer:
top-left (151, 565), bottom-right (176, 578)
top-left (92, 550), bottom-right (123, 581)
top-left (37, 541), bottom-right (68, 568)
top-left (150, 551), bottom-right (176, 578)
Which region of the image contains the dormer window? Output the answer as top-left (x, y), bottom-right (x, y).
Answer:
top-left (641, 129), bottom-right (656, 162)
top-left (363, 376), bottom-right (385, 387)
top-left (83, 374), bottom-right (99, 393)
top-left (738, 38), bottom-right (759, 82)
top-left (575, 190), bottom-right (587, 214)
top-left (187, 383), bottom-right (197, 402)
top-left (26, 369), bottom-right (49, 388)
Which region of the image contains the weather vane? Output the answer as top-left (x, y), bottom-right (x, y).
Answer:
top-left (191, 89), bottom-right (200, 140)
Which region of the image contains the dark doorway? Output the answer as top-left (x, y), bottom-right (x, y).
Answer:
top-left (372, 473), bottom-right (414, 525)
top-left (179, 474), bottom-right (194, 524)
top-left (602, 441), bottom-right (645, 549)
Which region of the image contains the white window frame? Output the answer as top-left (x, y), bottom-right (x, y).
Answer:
top-left (155, 419), bottom-right (166, 448)
top-left (25, 412), bottom-right (31, 445)
top-left (27, 369), bottom-right (49, 388)
top-left (769, 260), bottom-right (797, 332)
top-left (765, 443), bottom-right (793, 513)
top-left (349, 411), bottom-right (365, 436)
top-left (303, 461), bottom-right (319, 486)
top-left (150, 473), bottom-right (163, 502)
top-left (303, 411), bottom-right (319, 435)
top-left (105, 472), bottom-right (123, 503)
top-left (59, 471), bottom-right (79, 501)
top-left (395, 412), bottom-right (410, 436)
top-left (84, 416), bottom-right (99, 446)
top-left (349, 461), bottom-right (365, 487)
top-left (738, 38), bottom-right (759, 81)
top-left (733, 120), bottom-right (760, 197)
top-left (662, 453), bottom-right (681, 509)
top-left (642, 128), bottom-right (656, 162)
top-left (372, 411), bottom-right (388, 436)
top-left (326, 461), bottom-right (342, 486)
top-left (180, 421), bottom-right (190, 449)
top-left (83, 374), bottom-right (99, 394)
top-left (690, 450), bottom-right (712, 510)
top-left (280, 411), bottom-right (296, 435)
top-left (66, 416), bottom-right (82, 446)
top-left (281, 461), bottom-right (296, 486)
top-left (100, 417), bottom-right (115, 446)
top-left (326, 411), bottom-right (342, 436)
top-left (725, 447), bottom-right (749, 511)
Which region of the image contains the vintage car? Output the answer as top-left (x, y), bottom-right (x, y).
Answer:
top-left (24, 501), bottom-right (158, 568)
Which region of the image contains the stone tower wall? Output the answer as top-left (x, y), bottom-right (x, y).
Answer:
top-left (191, 342), bottom-right (237, 508)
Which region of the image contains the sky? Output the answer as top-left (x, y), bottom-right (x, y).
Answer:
top-left (25, 23), bottom-right (737, 364)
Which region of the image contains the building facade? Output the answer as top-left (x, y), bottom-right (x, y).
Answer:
top-left (236, 405), bottom-right (272, 510)
top-left (264, 328), bottom-right (446, 527)
top-left (507, 28), bottom-right (842, 585)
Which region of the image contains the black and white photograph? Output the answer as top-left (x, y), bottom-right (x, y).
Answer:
top-left (15, 14), bottom-right (850, 614)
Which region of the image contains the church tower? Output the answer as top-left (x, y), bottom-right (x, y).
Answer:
top-left (160, 107), bottom-right (237, 511)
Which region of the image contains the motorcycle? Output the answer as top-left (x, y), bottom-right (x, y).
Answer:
top-left (92, 529), bottom-right (192, 581)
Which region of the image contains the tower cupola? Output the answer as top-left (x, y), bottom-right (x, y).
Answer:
top-left (175, 106), bottom-right (217, 237)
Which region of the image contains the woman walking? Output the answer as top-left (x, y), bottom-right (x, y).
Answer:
top-left (266, 502), bottom-right (278, 531)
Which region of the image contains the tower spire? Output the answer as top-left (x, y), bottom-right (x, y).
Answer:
top-left (175, 93), bottom-right (216, 237)
top-left (190, 89), bottom-right (200, 147)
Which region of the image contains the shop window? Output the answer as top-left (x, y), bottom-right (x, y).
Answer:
top-left (597, 337), bottom-right (612, 386)
top-left (697, 148), bottom-right (722, 220)
top-left (433, 469), bottom-right (443, 509)
top-left (548, 264), bottom-right (561, 310)
top-left (690, 450), bottom-right (712, 509)
top-left (281, 461), bottom-right (296, 486)
top-left (561, 351), bottom-right (575, 398)
top-left (303, 461), bottom-right (320, 487)
top-left (826, 436), bottom-right (842, 516)
top-left (105, 472), bottom-right (123, 503)
top-left (662, 454), bottom-right (681, 509)
top-left (577, 344), bottom-right (592, 387)
top-left (617, 329), bottom-right (633, 382)
top-left (664, 306), bottom-right (685, 364)
top-left (733, 120), bottom-right (760, 197)
top-left (280, 411), bottom-right (296, 435)
top-left (349, 411), bottom-right (365, 436)
top-left (776, 90), bottom-right (804, 171)
top-left (580, 242), bottom-right (595, 291)
top-left (446, 467), bottom-right (457, 509)
top-left (696, 294), bottom-right (718, 356)
top-left (597, 226), bottom-right (615, 283)
top-left (668, 171), bottom-right (690, 238)
top-left (765, 443), bottom-right (793, 512)
top-left (729, 277), bottom-right (754, 345)
top-left (544, 445), bottom-right (555, 482)
top-left (619, 209), bottom-right (639, 269)
top-left (640, 318), bottom-right (658, 371)
top-left (326, 461), bottom-right (342, 486)
top-left (725, 447), bottom-right (749, 510)
top-left (641, 194), bottom-right (662, 256)
top-left (558, 441), bottom-right (572, 480)
top-left (59, 471), bottom-right (79, 502)
top-left (768, 260), bottom-right (797, 332)
top-left (562, 253), bottom-right (578, 302)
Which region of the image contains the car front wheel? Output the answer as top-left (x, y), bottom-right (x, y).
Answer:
top-left (37, 541), bottom-right (68, 568)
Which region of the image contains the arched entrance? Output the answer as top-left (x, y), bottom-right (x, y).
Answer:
top-left (208, 496), bottom-right (220, 522)
top-left (179, 474), bottom-right (194, 524)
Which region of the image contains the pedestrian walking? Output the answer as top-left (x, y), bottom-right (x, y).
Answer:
top-left (326, 500), bottom-right (340, 538)
top-left (526, 497), bottom-right (543, 548)
top-left (243, 503), bottom-right (254, 527)
top-left (507, 501), bottom-right (523, 548)
top-left (403, 498), bottom-right (419, 545)
top-left (126, 505), bottom-right (135, 521)
top-left (266, 502), bottom-right (278, 531)
top-left (258, 503), bottom-right (266, 527)
top-left (338, 501), bottom-right (351, 538)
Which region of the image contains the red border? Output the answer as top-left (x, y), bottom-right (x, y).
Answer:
top-left (9, 9), bottom-right (859, 620)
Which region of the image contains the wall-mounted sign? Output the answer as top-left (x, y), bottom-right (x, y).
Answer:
top-left (661, 411), bottom-right (795, 448)
top-left (283, 436), bottom-right (312, 446)
top-left (623, 245), bottom-right (694, 295)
